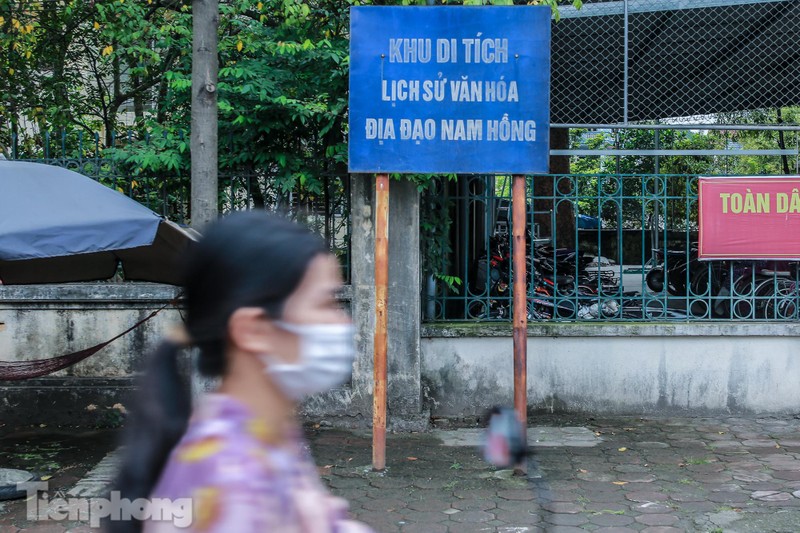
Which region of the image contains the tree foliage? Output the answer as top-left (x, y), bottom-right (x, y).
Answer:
top-left (5, 0), bottom-right (791, 258)
top-left (569, 112), bottom-right (800, 230)
top-left (0, 0), bottom-right (188, 141)
top-left (1, 0), bottom-right (583, 176)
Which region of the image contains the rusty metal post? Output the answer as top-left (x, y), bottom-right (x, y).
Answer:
top-left (512, 174), bottom-right (528, 433)
top-left (373, 173), bottom-right (389, 471)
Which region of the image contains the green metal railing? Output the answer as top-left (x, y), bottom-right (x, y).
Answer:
top-left (7, 130), bottom-right (352, 282)
top-left (424, 173), bottom-right (800, 322)
top-left (10, 130), bottom-right (191, 222)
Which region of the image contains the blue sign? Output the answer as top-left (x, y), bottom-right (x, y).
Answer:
top-left (349, 6), bottom-right (551, 174)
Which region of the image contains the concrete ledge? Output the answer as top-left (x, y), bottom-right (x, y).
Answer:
top-left (422, 321), bottom-right (800, 338)
top-left (337, 284), bottom-right (353, 301)
top-left (0, 283), bottom-right (358, 427)
top-left (0, 283), bottom-right (183, 311)
top-left (0, 283), bottom-right (350, 308)
top-left (0, 283), bottom-right (183, 304)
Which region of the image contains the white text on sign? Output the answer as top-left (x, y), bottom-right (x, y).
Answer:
top-left (365, 117), bottom-right (536, 142)
top-left (381, 79), bottom-right (519, 103)
top-left (388, 38), bottom-right (509, 64)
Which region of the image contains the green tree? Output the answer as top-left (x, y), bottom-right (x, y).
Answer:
top-left (0, 0), bottom-right (189, 147)
top-left (715, 108), bottom-right (800, 176)
top-left (569, 127), bottom-right (728, 230)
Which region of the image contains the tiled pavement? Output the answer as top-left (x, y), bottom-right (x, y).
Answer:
top-left (4, 415), bottom-right (800, 531)
top-left (310, 416), bottom-right (800, 532)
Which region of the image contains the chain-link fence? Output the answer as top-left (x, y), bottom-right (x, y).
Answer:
top-left (418, 0), bottom-right (800, 323)
top-left (552, 0), bottom-right (800, 125)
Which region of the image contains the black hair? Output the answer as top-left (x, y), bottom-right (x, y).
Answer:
top-left (105, 211), bottom-right (328, 533)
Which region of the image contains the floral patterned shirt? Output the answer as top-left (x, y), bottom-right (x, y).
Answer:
top-left (143, 393), bottom-right (373, 533)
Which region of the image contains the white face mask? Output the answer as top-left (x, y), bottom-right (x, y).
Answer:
top-left (260, 321), bottom-right (356, 401)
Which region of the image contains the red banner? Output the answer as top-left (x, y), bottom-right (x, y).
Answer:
top-left (698, 176), bottom-right (800, 260)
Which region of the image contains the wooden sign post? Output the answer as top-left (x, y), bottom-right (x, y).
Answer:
top-left (373, 174), bottom-right (389, 471)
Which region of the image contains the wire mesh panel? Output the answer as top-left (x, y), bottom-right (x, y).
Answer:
top-left (552, 1), bottom-right (624, 123)
top-left (552, 0), bottom-right (800, 124)
top-left (448, 0), bottom-right (800, 322)
top-left (629, 1), bottom-right (800, 122)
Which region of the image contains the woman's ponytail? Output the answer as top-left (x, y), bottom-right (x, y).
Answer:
top-left (105, 211), bottom-right (330, 532)
top-left (105, 340), bottom-right (191, 533)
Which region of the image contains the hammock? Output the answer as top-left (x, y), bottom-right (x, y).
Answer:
top-left (0, 301), bottom-right (176, 381)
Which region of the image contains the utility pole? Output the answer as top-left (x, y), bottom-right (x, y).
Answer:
top-left (191, 0), bottom-right (219, 230)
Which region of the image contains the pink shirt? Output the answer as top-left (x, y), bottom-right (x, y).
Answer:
top-left (144, 394), bottom-right (373, 533)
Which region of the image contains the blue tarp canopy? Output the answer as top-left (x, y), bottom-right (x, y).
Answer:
top-left (577, 214), bottom-right (600, 229)
top-left (0, 161), bottom-right (196, 284)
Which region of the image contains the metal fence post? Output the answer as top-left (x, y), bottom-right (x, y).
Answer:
top-left (512, 174), bottom-right (528, 441)
top-left (623, 0), bottom-right (629, 124)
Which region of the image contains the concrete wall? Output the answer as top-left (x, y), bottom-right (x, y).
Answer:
top-left (421, 322), bottom-right (800, 417)
top-left (302, 176), bottom-right (425, 430)
top-left (0, 284), bottom-right (183, 376)
top-left (0, 283), bottom-right (368, 427)
top-left (0, 174), bottom-right (426, 429)
top-left (3, 281), bottom-right (800, 426)
top-left (0, 283), bottom-right (183, 426)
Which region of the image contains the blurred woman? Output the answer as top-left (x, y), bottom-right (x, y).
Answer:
top-left (107, 211), bottom-right (372, 533)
